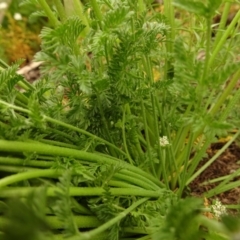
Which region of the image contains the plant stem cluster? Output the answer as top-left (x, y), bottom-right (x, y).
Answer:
top-left (0, 0), bottom-right (240, 239)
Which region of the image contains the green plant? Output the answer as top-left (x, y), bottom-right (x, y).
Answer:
top-left (0, 0), bottom-right (240, 239)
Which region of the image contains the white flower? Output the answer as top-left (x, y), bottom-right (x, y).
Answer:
top-left (0, 2), bottom-right (8, 9)
top-left (211, 199), bottom-right (226, 219)
top-left (14, 13), bottom-right (22, 21)
top-left (159, 136), bottom-right (169, 147)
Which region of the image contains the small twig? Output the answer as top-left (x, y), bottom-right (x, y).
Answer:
top-left (16, 61), bottom-right (43, 76)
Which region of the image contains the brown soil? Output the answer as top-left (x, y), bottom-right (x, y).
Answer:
top-left (190, 140), bottom-right (240, 207)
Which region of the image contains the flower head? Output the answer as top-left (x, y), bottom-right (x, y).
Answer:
top-left (159, 136), bottom-right (170, 147)
top-left (211, 199), bottom-right (227, 219)
top-left (14, 13), bottom-right (22, 21)
top-left (0, 2), bottom-right (7, 9)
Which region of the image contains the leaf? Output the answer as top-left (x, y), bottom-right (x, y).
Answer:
top-left (29, 10), bottom-right (47, 21)
top-left (19, 0), bottom-right (38, 7)
top-left (103, 5), bottom-right (133, 29)
top-left (0, 188), bottom-right (51, 240)
top-left (222, 215), bottom-right (240, 233)
top-left (93, 78), bottom-right (110, 92)
top-left (27, 92), bottom-right (46, 129)
top-left (207, 0), bottom-right (223, 16)
top-left (0, 63), bottom-right (21, 93)
top-left (205, 63), bottom-right (240, 86)
top-left (173, 0), bottom-right (223, 18)
top-left (152, 198), bottom-right (204, 240)
top-left (173, 0), bottom-right (208, 17)
top-left (53, 171), bottom-right (79, 237)
top-left (209, 121), bottom-right (233, 130)
top-left (39, 17), bottom-right (85, 53)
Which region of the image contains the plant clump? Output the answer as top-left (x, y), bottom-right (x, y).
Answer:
top-left (0, 0), bottom-right (240, 239)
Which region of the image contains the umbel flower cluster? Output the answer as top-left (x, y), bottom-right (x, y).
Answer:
top-left (211, 199), bottom-right (227, 219)
top-left (159, 136), bottom-right (170, 147)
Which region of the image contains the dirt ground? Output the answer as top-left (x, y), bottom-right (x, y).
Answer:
top-left (190, 140), bottom-right (240, 210)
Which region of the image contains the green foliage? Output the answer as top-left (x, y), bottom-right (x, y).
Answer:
top-left (173, 0), bottom-right (223, 18)
top-left (53, 171), bottom-right (79, 237)
top-left (152, 198), bottom-right (203, 240)
top-left (0, 0), bottom-right (240, 239)
top-left (0, 188), bottom-right (52, 240)
top-left (0, 63), bottom-right (22, 93)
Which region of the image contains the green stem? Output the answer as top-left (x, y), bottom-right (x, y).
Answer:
top-left (16, 80), bottom-right (30, 91)
top-left (53, 0), bottom-right (67, 22)
top-left (140, 99), bottom-right (157, 177)
top-left (94, 91), bottom-right (117, 157)
top-left (138, 133), bottom-right (147, 147)
top-left (208, 9), bottom-right (240, 69)
top-left (173, 126), bottom-right (189, 157)
top-left (135, 140), bottom-right (145, 162)
top-left (155, 100), bottom-right (169, 186)
top-left (56, 232), bottom-right (108, 240)
top-left (113, 173), bottom-right (157, 191)
top-left (14, 98), bottom-right (27, 109)
top-left (209, 70), bottom-right (240, 115)
top-left (108, 180), bottom-right (142, 189)
top-left (186, 129), bottom-right (240, 185)
top-left (212, 2), bottom-right (231, 50)
top-left (123, 226), bottom-right (157, 234)
top-left (120, 169), bottom-right (163, 189)
top-left (46, 116), bottom-right (126, 156)
top-left (205, 167), bottom-right (240, 198)
top-left (138, 0), bottom-right (146, 13)
top-left (205, 180), bottom-right (240, 198)
top-left (0, 100), bottom-right (29, 114)
top-left (186, 134), bottom-right (215, 182)
top-left (72, 0), bottom-right (90, 34)
top-left (0, 58), bottom-right (9, 68)
top-left (0, 156), bottom-right (52, 168)
top-left (177, 133), bottom-right (194, 196)
top-left (201, 17), bottom-right (211, 84)
top-left (0, 169), bottom-right (60, 188)
top-left (48, 215), bottom-right (100, 229)
top-left (0, 165), bottom-right (36, 173)
top-left (151, 94), bottom-right (161, 163)
top-left (38, 0), bottom-right (60, 27)
top-left (219, 89), bottom-right (240, 121)
top-left (71, 198), bottom-right (92, 215)
top-left (49, 128), bottom-right (79, 144)
top-left (37, 139), bottom-right (79, 149)
top-left (89, 0), bottom-right (103, 23)
top-left (143, 56), bottom-right (159, 145)
top-left (1, 162), bottom-right (158, 191)
top-left (0, 215), bottom-right (100, 229)
top-left (0, 140), bottom-right (163, 188)
top-left (71, 198), bottom-right (149, 240)
top-left (0, 187), bottom-right (163, 198)
top-left (164, 0), bottom-right (175, 79)
top-left (16, 92), bottom-right (29, 105)
top-left (0, 100), bottom-right (126, 157)
top-left (143, 56), bottom-right (154, 84)
top-left (122, 104), bottom-right (134, 164)
top-left (203, 90), bottom-right (215, 112)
